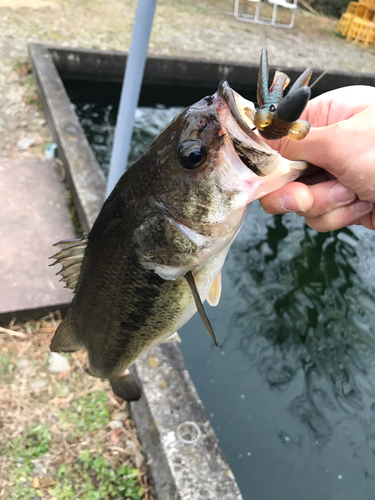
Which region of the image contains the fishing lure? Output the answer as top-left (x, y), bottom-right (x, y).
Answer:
top-left (253, 47), bottom-right (312, 141)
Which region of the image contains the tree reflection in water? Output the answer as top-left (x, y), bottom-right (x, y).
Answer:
top-left (226, 206), bottom-right (375, 470)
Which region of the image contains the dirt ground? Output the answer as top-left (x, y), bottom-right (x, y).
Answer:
top-left (0, 0), bottom-right (374, 161)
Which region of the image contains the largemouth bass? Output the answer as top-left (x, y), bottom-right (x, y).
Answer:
top-left (50, 78), bottom-right (309, 401)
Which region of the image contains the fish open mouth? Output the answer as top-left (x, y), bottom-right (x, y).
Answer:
top-left (216, 80), bottom-right (281, 176)
top-left (216, 80), bottom-right (256, 138)
top-left (214, 79), bottom-right (308, 190)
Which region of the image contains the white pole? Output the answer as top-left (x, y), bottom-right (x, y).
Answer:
top-left (106, 0), bottom-right (158, 197)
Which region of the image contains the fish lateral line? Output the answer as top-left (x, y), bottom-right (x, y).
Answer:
top-left (184, 271), bottom-right (218, 347)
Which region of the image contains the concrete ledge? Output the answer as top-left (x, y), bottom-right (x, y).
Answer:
top-left (29, 44), bottom-right (106, 233)
top-left (130, 344), bottom-right (242, 500)
top-left (29, 43), bottom-right (244, 500)
top-left (49, 45), bottom-right (375, 96)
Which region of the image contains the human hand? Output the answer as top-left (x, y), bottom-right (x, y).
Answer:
top-left (259, 86), bottom-right (375, 231)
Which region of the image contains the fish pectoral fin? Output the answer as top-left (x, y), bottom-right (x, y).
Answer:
top-left (206, 272), bottom-right (222, 307)
top-left (110, 371), bottom-right (141, 402)
top-left (164, 332), bottom-right (182, 343)
top-left (50, 310), bottom-right (81, 352)
top-left (49, 233), bottom-right (88, 292)
top-left (184, 271), bottom-right (218, 347)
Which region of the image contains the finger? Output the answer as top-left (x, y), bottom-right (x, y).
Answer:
top-left (296, 180), bottom-right (356, 218)
top-left (304, 200), bottom-right (373, 232)
top-left (259, 180), bottom-right (356, 217)
top-left (260, 182), bottom-right (314, 215)
top-left (301, 86), bottom-right (375, 125)
top-left (270, 107), bottom-right (375, 182)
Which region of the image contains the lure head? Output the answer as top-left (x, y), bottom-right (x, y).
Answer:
top-left (255, 46), bottom-right (312, 140)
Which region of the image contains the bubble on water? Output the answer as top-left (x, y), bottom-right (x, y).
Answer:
top-left (217, 426), bottom-right (221, 431)
top-left (210, 413), bottom-right (214, 418)
top-left (211, 379), bottom-right (215, 384)
top-left (326, 469), bottom-right (330, 473)
top-left (285, 436), bottom-right (290, 442)
top-left (315, 440), bottom-right (319, 445)
top-left (221, 351), bottom-right (225, 356)
top-left (206, 360), bottom-right (211, 365)
top-left (338, 475), bottom-right (343, 480)
top-left (228, 419), bottom-right (233, 424)
top-left (247, 452), bottom-right (252, 457)
top-left (247, 414), bottom-right (252, 419)
top-left (239, 454), bottom-right (243, 458)
top-left (240, 394), bottom-right (245, 399)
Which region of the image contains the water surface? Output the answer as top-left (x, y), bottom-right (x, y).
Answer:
top-left (73, 101), bottom-right (375, 500)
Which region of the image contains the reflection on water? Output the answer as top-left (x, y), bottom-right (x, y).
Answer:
top-left (74, 101), bottom-right (375, 500)
top-left (229, 212), bottom-right (375, 449)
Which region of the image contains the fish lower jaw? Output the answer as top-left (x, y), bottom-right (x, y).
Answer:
top-left (235, 159), bottom-right (308, 204)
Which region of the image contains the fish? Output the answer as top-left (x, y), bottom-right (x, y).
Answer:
top-left (50, 75), bottom-right (310, 401)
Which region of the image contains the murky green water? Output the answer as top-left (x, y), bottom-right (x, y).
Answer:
top-left (74, 102), bottom-right (375, 500)
top-left (75, 103), bottom-right (184, 177)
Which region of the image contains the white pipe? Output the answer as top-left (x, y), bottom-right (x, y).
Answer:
top-left (106, 0), bottom-right (158, 197)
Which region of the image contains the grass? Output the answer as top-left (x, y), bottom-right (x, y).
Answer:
top-left (59, 391), bottom-right (110, 437)
top-left (13, 60), bottom-right (43, 111)
top-left (53, 451), bottom-right (143, 500)
top-left (0, 353), bottom-right (10, 380)
top-left (67, 192), bottom-right (83, 236)
top-left (0, 313), bottom-right (156, 500)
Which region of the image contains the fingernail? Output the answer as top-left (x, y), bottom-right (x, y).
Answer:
top-left (280, 194), bottom-right (306, 213)
top-left (351, 200), bottom-right (373, 214)
top-left (329, 183), bottom-right (355, 203)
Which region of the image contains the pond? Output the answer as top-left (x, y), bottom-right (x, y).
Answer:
top-left (72, 98), bottom-right (375, 500)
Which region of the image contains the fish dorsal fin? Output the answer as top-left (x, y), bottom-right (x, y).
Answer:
top-left (207, 272), bottom-right (222, 307)
top-left (184, 271), bottom-right (218, 346)
top-left (50, 310), bottom-right (81, 352)
top-left (49, 234), bottom-right (88, 291)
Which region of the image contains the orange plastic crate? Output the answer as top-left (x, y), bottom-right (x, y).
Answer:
top-left (346, 15), bottom-right (375, 44)
top-left (359, 0), bottom-right (375, 10)
top-left (347, 1), bottom-right (366, 16)
top-left (336, 12), bottom-right (354, 36)
top-left (336, 12), bottom-right (355, 35)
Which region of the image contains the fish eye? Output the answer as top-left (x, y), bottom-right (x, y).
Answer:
top-left (178, 140), bottom-right (206, 171)
top-left (269, 104), bottom-right (277, 113)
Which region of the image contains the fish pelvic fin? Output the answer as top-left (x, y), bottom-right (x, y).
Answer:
top-left (207, 271), bottom-right (222, 307)
top-left (185, 271), bottom-right (218, 347)
top-left (164, 332), bottom-right (182, 343)
top-left (49, 233), bottom-right (88, 291)
top-left (110, 370), bottom-right (141, 401)
top-left (50, 310), bottom-right (81, 352)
